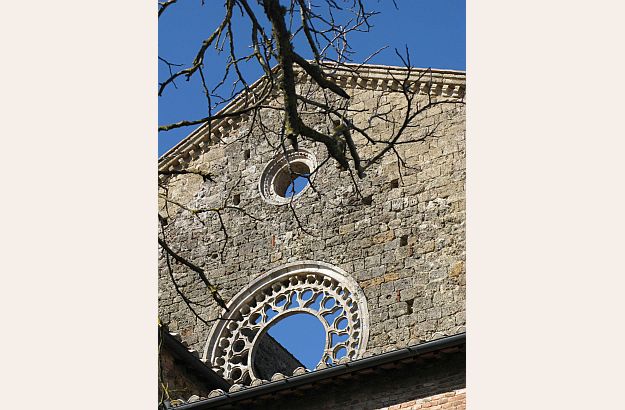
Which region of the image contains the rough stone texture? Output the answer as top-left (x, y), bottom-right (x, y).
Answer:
top-left (253, 333), bottom-right (303, 380)
top-left (158, 69), bottom-right (465, 366)
top-left (159, 342), bottom-right (211, 402)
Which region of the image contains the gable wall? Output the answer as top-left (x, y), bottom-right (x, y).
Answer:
top-left (158, 74), bottom-right (466, 362)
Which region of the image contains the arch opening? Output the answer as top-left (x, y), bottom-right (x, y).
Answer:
top-left (252, 312), bottom-right (325, 380)
top-left (204, 261), bottom-right (370, 384)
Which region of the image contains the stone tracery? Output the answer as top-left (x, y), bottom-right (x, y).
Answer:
top-left (203, 261), bottom-right (369, 385)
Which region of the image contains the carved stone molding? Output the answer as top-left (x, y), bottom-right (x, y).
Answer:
top-left (158, 64), bottom-right (465, 173)
top-left (203, 261), bottom-right (370, 385)
top-left (258, 149), bottom-right (317, 205)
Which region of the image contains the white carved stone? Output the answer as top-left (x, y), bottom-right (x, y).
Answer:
top-left (203, 261), bottom-right (370, 385)
top-left (258, 149), bottom-right (317, 205)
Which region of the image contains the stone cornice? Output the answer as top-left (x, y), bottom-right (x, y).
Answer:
top-left (158, 63), bottom-right (466, 173)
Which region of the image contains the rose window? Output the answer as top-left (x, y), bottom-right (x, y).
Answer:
top-left (203, 261), bottom-right (369, 385)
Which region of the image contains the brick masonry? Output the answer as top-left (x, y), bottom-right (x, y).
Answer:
top-left (389, 389), bottom-right (467, 410)
top-left (158, 68), bottom-right (465, 373)
top-left (159, 343), bottom-right (211, 403)
top-left (221, 350), bottom-right (466, 410)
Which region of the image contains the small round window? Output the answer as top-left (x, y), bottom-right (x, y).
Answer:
top-left (259, 149), bottom-right (317, 205)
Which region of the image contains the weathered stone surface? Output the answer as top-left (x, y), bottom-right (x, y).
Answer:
top-left (158, 69), bottom-right (466, 366)
top-left (253, 334), bottom-right (304, 381)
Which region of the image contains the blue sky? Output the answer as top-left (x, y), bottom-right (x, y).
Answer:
top-left (159, 0), bottom-right (465, 370)
top-left (158, 0), bottom-right (465, 157)
top-left (267, 312), bottom-right (326, 369)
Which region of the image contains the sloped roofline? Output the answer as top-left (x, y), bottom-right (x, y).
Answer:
top-left (161, 327), bottom-right (231, 392)
top-left (174, 332), bottom-right (466, 409)
top-left (158, 63), bottom-right (465, 172)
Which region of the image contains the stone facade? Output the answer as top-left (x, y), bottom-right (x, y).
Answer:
top-left (158, 65), bottom-right (465, 390)
top-left (253, 334), bottom-right (303, 380)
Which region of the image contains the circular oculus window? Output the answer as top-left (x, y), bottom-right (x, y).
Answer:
top-left (258, 149), bottom-right (317, 205)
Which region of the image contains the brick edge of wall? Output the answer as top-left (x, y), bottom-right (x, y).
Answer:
top-left (387, 388), bottom-right (466, 410)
